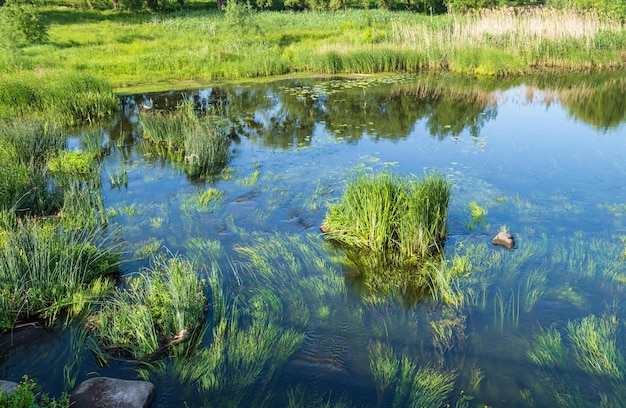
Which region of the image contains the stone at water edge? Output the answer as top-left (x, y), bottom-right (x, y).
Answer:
top-left (0, 380), bottom-right (19, 395)
top-left (492, 232), bottom-right (515, 249)
top-left (70, 377), bottom-right (155, 408)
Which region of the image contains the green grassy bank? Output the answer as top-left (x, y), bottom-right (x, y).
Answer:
top-left (0, 6), bottom-right (624, 92)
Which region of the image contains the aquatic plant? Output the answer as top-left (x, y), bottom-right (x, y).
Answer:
top-left (466, 201), bottom-right (488, 230)
top-left (528, 326), bottom-right (567, 369)
top-left (567, 314), bottom-right (624, 379)
top-left (429, 305), bottom-right (467, 356)
top-left (140, 100), bottom-right (230, 178)
top-left (369, 340), bottom-right (400, 395)
top-left (369, 342), bottom-right (457, 408)
top-left (90, 255), bottom-right (207, 360)
top-left (176, 298), bottom-right (305, 403)
top-left (235, 232), bottom-right (346, 328)
top-left (0, 209), bottom-right (120, 329)
top-left (0, 120), bottom-right (65, 215)
top-left (180, 187), bottom-right (225, 214)
top-left (323, 170), bottom-right (450, 259)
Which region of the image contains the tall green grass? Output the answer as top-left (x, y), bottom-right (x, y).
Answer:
top-left (0, 210), bottom-right (120, 329)
top-left (0, 120), bottom-right (65, 214)
top-left (323, 170), bottom-right (450, 258)
top-left (90, 255), bottom-right (207, 360)
top-left (140, 100), bottom-right (230, 178)
top-left (0, 71), bottom-right (117, 126)
top-left (6, 7), bottom-right (618, 90)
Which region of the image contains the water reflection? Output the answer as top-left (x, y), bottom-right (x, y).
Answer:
top-left (113, 72), bottom-right (626, 153)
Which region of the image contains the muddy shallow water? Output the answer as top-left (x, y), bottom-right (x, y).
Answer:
top-left (2, 73), bottom-right (626, 407)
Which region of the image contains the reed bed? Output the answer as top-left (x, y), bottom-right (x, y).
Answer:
top-left (0, 71), bottom-right (117, 126)
top-left (0, 119), bottom-right (65, 214)
top-left (388, 7), bottom-right (624, 74)
top-left (90, 255), bottom-right (207, 360)
top-left (4, 7), bottom-right (620, 90)
top-left (140, 101), bottom-right (230, 178)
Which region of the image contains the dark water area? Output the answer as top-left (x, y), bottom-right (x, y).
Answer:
top-left (2, 72), bottom-right (626, 407)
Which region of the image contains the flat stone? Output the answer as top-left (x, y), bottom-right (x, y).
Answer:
top-left (0, 380), bottom-right (19, 395)
top-left (70, 377), bottom-right (155, 408)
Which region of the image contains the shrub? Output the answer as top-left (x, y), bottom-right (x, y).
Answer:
top-left (0, 0), bottom-right (48, 44)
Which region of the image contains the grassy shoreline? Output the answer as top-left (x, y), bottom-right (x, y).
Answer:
top-left (1, 6), bottom-right (623, 93)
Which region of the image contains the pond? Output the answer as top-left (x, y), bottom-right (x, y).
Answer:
top-left (2, 72), bottom-right (626, 407)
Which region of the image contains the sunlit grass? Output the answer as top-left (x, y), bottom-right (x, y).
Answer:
top-left (368, 341), bottom-right (457, 407)
top-left (0, 210), bottom-right (120, 329)
top-left (90, 255), bottom-right (207, 360)
top-left (323, 170), bottom-right (450, 258)
top-left (2, 7), bottom-right (620, 91)
top-left (568, 314), bottom-right (624, 379)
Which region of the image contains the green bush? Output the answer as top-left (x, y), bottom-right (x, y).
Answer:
top-left (0, 0), bottom-right (48, 44)
top-left (445, 0), bottom-right (504, 14)
top-left (0, 376), bottom-right (70, 408)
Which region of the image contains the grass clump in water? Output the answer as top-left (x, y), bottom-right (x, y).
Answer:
top-left (89, 255), bottom-right (207, 361)
top-left (140, 100), bottom-right (230, 178)
top-left (323, 170), bottom-right (451, 259)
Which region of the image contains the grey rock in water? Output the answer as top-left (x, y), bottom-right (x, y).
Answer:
top-left (71, 377), bottom-right (155, 408)
top-left (492, 232), bottom-right (515, 249)
top-left (0, 380), bottom-right (19, 395)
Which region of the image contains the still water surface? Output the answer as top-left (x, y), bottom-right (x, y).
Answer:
top-left (2, 73), bottom-right (626, 407)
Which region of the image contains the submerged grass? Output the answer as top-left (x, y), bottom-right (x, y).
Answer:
top-left (368, 341), bottom-right (457, 407)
